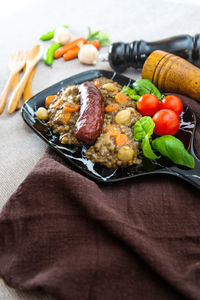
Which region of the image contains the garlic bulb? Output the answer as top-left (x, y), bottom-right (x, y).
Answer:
top-left (54, 27), bottom-right (71, 45)
top-left (78, 44), bottom-right (99, 65)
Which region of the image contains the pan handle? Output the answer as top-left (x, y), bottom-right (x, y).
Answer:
top-left (170, 146), bottom-right (200, 190)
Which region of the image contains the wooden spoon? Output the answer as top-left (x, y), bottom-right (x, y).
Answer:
top-left (0, 50), bottom-right (26, 114)
top-left (8, 45), bottom-right (43, 114)
top-left (23, 65), bottom-right (36, 102)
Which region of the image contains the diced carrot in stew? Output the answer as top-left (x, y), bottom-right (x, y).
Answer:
top-left (52, 98), bottom-right (62, 109)
top-left (61, 112), bottom-right (71, 123)
top-left (105, 103), bottom-right (119, 112)
top-left (115, 134), bottom-right (130, 146)
top-left (112, 91), bottom-right (118, 95)
top-left (115, 93), bottom-right (129, 104)
top-left (55, 111), bottom-right (71, 123)
top-left (104, 125), bottom-right (120, 137)
top-left (94, 79), bottom-right (101, 87)
top-left (45, 95), bottom-right (57, 107)
top-left (63, 102), bottom-right (80, 112)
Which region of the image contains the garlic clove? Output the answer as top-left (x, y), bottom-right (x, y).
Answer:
top-left (78, 44), bottom-right (99, 65)
top-left (54, 27), bottom-right (71, 45)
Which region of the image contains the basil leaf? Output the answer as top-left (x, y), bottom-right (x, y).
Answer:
top-left (120, 86), bottom-right (129, 95)
top-left (120, 86), bottom-right (140, 101)
top-left (134, 116), bottom-right (155, 141)
top-left (133, 79), bottom-right (161, 99)
top-left (128, 89), bottom-right (140, 101)
top-left (142, 135), bottom-right (160, 159)
top-left (152, 135), bottom-right (195, 168)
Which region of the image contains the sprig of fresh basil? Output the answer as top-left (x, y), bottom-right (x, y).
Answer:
top-left (134, 117), bottom-right (160, 159)
top-left (133, 79), bottom-right (162, 100)
top-left (152, 135), bottom-right (194, 168)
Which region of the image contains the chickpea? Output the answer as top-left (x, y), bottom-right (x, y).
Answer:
top-left (117, 146), bottom-right (134, 162)
top-left (102, 83), bottom-right (118, 91)
top-left (36, 107), bottom-right (49, 120)
top-left (115, 109), bottom-right (131, 124)
top-left (106, 162), bottom-right (112, 168)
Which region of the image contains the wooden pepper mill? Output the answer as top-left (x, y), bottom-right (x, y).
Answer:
top-left (142, 50), bottom-right (200, 102)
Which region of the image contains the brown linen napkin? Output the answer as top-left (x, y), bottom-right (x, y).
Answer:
top-left (0, 94), bottom-right (200, 300)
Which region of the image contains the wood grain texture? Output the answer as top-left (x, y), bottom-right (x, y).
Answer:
top-left (142, 50), bottom-right (200, 102)
top-left (23, 65), bottom-right (36, 102)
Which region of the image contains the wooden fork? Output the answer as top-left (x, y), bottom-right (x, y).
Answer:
top-left (0, 50), bottom-right (26, 114)
top-left (8, 45), bottom-right (43, 114)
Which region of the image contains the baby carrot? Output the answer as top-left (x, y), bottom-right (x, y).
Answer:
top-left (54, 38), bottom-right (87, 58)
top-left (63, 46), bottom-right (80, 60)
top-left (63, 102), bottom-right (80, 112)
top-left (45, 95), bottom-right (57, 107)
top-left (115, 134), bottom-right (130, 146)
top-left (105, 103), bottom-right (119, 112)
top-left (115, 93), bottom-right (129, 104)
top-left (87, 40), bottom-right (101, 50)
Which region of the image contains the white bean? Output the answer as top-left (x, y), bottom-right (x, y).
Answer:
top-left (115, 109), bottom-right (131, 124)
top-left (117, 146), bottom-right (134, 162)
top-left (36, 107), bottom-right (49, 120)
top-left (102, 83), bottom-right (118, 91)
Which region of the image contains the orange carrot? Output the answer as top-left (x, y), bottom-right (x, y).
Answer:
top-left (63, 102), bottom-right (80, 112)
top-left (104, 125), bottom-right (120, 137)
top-left (54, 38), bottom-right (87, 58)
top-left (55, 111), bottom-right (71, 123)
top-left (60, 112), bottom-right (71, 123)
top-left (112, 90), bottom-right (118, 95)
top-left (115, 134), bottom-right (130, 146)
top-left (87, 40), bottom-right (101, 50)
top-left (115, 93), bottom-right (129, 104)
top-left (52, 98), bottom-right (62, 109)
top-left (63, 46), bottom-right (80, 60)
top-left (105, 103), bottom-right (119, 112)
top-left (45, 95), bottom-right (57, 107)
top-left (94, 79), bottom-right (101, 87)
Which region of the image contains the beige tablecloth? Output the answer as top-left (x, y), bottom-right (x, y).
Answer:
top-left (0, 0), bottom-right (199, 299)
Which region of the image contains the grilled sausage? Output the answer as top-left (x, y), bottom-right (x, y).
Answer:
top-left (75, 81), bottom-right (104, 145)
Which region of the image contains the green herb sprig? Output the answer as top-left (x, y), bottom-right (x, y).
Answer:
top-left (87, 27), bottom-right (110, 45)
top-left (120, 79), bottom-right (163, 103)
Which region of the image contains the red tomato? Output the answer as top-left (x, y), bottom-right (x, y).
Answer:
top-left (137, 94), bottom-right (160, 116)
top-left (160, 95), bottom-right (183, 115)
top-left (152, 109), bottom-right (180, 136)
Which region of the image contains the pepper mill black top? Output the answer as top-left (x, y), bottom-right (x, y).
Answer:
top-left (108, 34), bottom-right (200, 72)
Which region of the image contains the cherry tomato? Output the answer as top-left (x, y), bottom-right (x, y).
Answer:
top-left (160, 95), bottom-right (183, 115)
top-left (152, 109), bottom-right (180, 136)
top-left (137, 94), bottom-right (160, 116)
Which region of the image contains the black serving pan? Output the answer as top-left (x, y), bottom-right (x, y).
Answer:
top-left (21, 70), bottom-right (200, 189)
